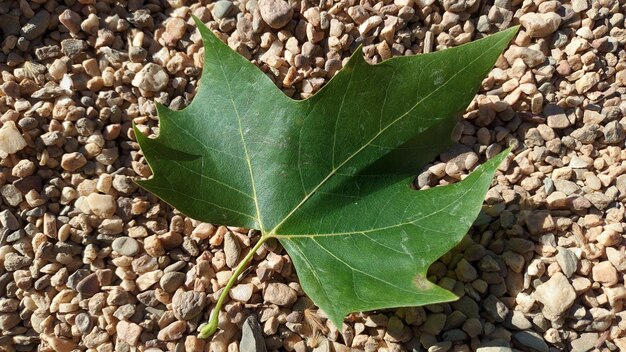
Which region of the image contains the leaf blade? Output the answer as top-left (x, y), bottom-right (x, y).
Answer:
top-left (136, 19), bottom-right (517, 329)
top-left (279, 150), bottom-right (509, 327)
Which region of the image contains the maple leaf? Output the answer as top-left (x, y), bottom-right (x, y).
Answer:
top-left (135, 18), bottom-right (517, 337)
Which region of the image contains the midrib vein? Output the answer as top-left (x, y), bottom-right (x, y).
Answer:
top-left (219, 62), bottom-right (265, 232)
top-left (269, 36), bottom-right (506, 237)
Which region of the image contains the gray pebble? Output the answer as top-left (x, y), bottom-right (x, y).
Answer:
top-left (513, 331), bottom-right (549, 352)
top-left (21, 10), bottom-right (51, 40)
top-left (112, 237), bottom-right (139, 257)
top-left (172, 290), bottom-right (206, 320)
top-left (240, 315), bottom-right (267, 352)
top-left (483, 295), bottom-right (509, 322)
top-left (212, 0), bottom-right (234, 19)
top-left (160, 272), bottom-right (186, 294)
top-left (75, 312), bottom-right (92, 334)
top-left (556, 247), bottom-right (578, 278)
top-left (0, 210), bottom-right (19, 231)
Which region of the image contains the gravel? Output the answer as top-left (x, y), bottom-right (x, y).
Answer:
top-left (0, 0), bottom-right (625, 351)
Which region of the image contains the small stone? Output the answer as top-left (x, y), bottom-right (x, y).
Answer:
top-left (0, 121), bottom-right (27, 158)
top-left (0, 210), bottom-right (19, 231)
top-left (117, 320), bottom-right (142, 346)
top-left (3, 253), bottom-right (31, 271)
top-left (76, 273), bottom-right (100, 297)
top-left (21, 10), bottom-right (51, 40)
top-left (58, 9), bottom-right (81, 33)
top-left (513, 331), bottom-right (549, 352)
top-left (524, 212), bottom-right (554, 235)
top-left (507, 311), bottom-right (531, 330)
top-left (544, 104), bottom-right (570, 128)
top-left (172, 290), bottom-right (207, 320)
top-left (575, 72), bottom-right (600, 94)
top-left (504, 46), bottom-right (546, 68)
top-left (588, 308), bottom-right (613, 331)
top-left (75, 313), bottom-right (92, 334)
top-left (603, 120), bottom-right (625, 144)
top-left (160, 272), bottom-right (186, 293)
top-left (230, 283), bottom-right (254, 302)
top-left (158, 320), bottom-right (186, 341)
top-left (165, 17), bottom-right (187, 41)
top-left (136, 270), bottom-right (163, 291)
top-left (264, 283), bottom-right (297, 306)
top-left (87, 193), bottom-right (117, 218)
top-left (421, 313), bottom-right (446, 335)
top-left (592, 261), bottom-right (618, 286)
top-left (224, 232), bottom-right (241, 268)
top-left (212, 1), bottom-right (234, 19)
top-left (519, 12), bottom-right (561, 38)
top-left (606, 247), bottom-right (626, 271)
top-left (258, 0), bottom-right (293, 29)
top-left (112, 237), bottom-right (140, 256)
top-left (462, 318), bottom-right (482, 338)
top-left (570, 333), bottom-right (598, 352)
top-left (555, 247), bottom-right (578, 278)
top-left (484, 295), bottom-right (509, 322)
top-left (571, 0), bottom-right (589, 12)
top-left (131, 63), bottom-right (168, 92)
top-left (43, 335), bottom-right (77, 352)
top-left (240, 315), bottom-right (267, 352)
top-left (385, 316), bottom-right (411, 343)
top-left (1, 185), bottom-right (22, 207)
top-left (533, 272), bottom-right (576, 320)
top-left (61, 152), bottom-right (87, 171)
top-left (455, 259), bottom-right (478, 282)
top-left (185, 336), bottom-right (206, 352)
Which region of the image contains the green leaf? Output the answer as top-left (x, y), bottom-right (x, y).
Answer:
top-left (135, 18), bottom-right (517, 333)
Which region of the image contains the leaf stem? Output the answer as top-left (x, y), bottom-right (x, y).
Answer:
top-left (198, 235), bottom-right (268, 339)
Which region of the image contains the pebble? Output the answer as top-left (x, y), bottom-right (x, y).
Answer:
top-left (455, 259), bottom-right (478, 282)
top-left (117, 320), bottom-right (142, 346)
top-left (136, 270), bottom-right (163, 291)
top-left (21, 10), bottom-right (51, 40)
top-left (172, 290), bottom-right (207, 320)
top-left (0, 121), bottom-right (27, 158)
top-left (591, 261), bottom-right (618, 286)
top-left (544, 104), bottom-right (570, 128)
top-left (603, 120), bottom-right (625, 143)
top-left (76, 273), bottom-right (100, 297)
top-left (240, 315), bottom-right (267, 352)
top-left (504, 46), bottom-right (546, 67)
top-left (75, 313), bottom-right (92, 334)
top-left (570, 332), bottom-right (598, 351)
top-left (160, 272), bottom-right (186, 293)
top-left (224, 231), bottom-right (241, 268)
top-left (131, 63), bottom-right (169, 92)
top-left (519, 13), bottom-right (561, 38)
top-left (112, 237), bottom-right (140, 256)
top-left (484, 295), bottom-right (509, 323)
top-left (533, 272), bottom-right (576, 320)
top-left (87, 193), bottom-right (117, 218)
top-left (230, 283), bottom-right (254, 302)
top-left (58, 9), bottom-right (81, 33)
top-left (513, 331), bottom-right (549, 352)
top-left (212, 1), bottom-right (234, 19)
top-left (555, 247), bottom-right (578, 278)
top-left (0, 210), bottom-right (19, 231)
top-left (264, 283), bottom-right (297, 306)
top-left (421, 313), bottom-right (446, 335)
top-left (3, 253), bottom-right (31, 271)
top-left (60, 152), bottom-right (87, 172)
top-left (258, 0), bottom-right (293, 29)
top-left (157, 320), bottom-right (187, 341)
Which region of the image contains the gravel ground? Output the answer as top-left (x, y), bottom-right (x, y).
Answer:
top-left (0, 0), bottom-right (625, 351)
